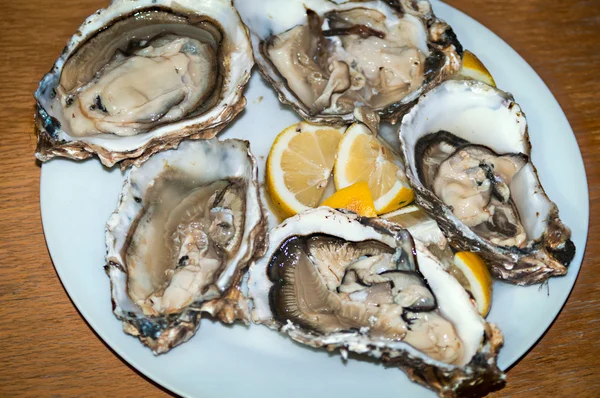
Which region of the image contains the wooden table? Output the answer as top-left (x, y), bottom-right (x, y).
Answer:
top-left (1, 0), bottom-right (598, 396)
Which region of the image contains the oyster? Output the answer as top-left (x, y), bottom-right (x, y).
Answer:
top-left (105, 139), bottom-right (267, 354)
top-left (400, 80), bottom-right (575, 285)
top-left (249, 207), bottom-right (504, 396)
top-left (35, 0), bottom-right (253, 167)
top-left (235, 0), bottom-right (462, 125)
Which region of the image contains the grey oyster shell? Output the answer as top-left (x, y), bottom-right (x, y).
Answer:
top-left (249, 207), bottom-right (505, 397)
top-left (105, 139), bottom-right (267, 354)
top-left (35, 0), bottom-right (253, 168)
top-left (235, 0), bottom-right (462, 126)
top-left (400, 80), bottom-right (575, 285)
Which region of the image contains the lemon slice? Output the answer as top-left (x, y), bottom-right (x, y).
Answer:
top-left (453, 252), bottom-right (493, 317)
top-left (460, 50), bottom-right (496, 87)
top-left (334, 123), bottom-right (414, 214)
top-left (321, 181), bottom-right (377, 217)
top-left (266, 121), bottom-right (345, 218)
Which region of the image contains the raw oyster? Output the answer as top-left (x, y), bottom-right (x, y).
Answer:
top-left (35, 0), bottom-right (253, 168)
top-left (105, 139), bottom-right (267, 354)
top-left (400, 80), bottom-right (575, 285)
top-left (235, 0), bottom-right (462, 125)
top-left (249, 207), bottom-right (504, 397)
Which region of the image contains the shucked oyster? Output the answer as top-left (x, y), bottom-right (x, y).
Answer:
top-left (235, 0), bottom-right (462, 125)
top-left (35, 0), bottom-right (253, 167)
top-left (249, 208), bottom-right (504, 396)
top-left (105, 139), bottom-right (267, 354)
top-left (400, 80), bottom-right (575, 285)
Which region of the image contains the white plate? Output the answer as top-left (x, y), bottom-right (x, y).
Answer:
top-left (40, 2), bottom-right (589, 397)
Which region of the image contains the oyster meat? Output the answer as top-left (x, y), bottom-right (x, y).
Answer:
top-left (35, 0), bottom-right (253, 167)
top-left (105, 139), bottom-right (267, 354)
top-left (249, 207), bottom-right (504, 396)
top-left (235, 0), bottom-right (462, 125)
top-left (400, 80), bottom-right (575, 284)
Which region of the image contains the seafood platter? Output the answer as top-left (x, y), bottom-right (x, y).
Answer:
top-left (36, 0), bottom-right (585, 396)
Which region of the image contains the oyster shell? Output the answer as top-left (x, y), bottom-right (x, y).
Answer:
top-left (382, 205), bottom-right (448, 250)
top-left (105, 138), bottom-right (267, 354)
top-left (235, 0), bottom-right (462, 125)
top-left (400, 80), bottom-right (575, 285)
top-left (249, 207), bottom-right (504, 397)
top-left (35, 0), bottom-right (253, 168)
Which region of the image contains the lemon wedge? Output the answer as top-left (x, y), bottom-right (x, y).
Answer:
top-left (460, 50), bottom-right (496, 87)
top-left (334, 123), bottom-right (414, 214)
top-left (453, 252), bottom-right (493, 317)
top-left (266, 121), bottom-right (345, 219)
top-left (321, 181), bottom-right (377, 217)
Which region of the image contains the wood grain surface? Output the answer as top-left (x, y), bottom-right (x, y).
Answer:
top-left (0, 0), bottom-right (598, 396)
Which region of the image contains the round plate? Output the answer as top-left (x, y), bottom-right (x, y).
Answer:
top-left (40, 1), bottom-right (589, 397)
